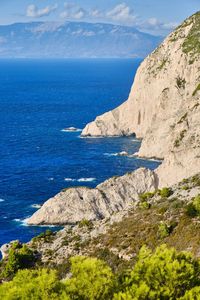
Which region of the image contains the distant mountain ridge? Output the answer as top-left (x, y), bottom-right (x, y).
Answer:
top-left (0, 21), bottom-right (162, 58)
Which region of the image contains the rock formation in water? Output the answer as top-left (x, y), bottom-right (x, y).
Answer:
top-left (82, 12), bottom-right (200, 187)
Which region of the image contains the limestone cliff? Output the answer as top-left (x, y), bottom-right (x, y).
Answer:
top-left (82, 12), bottom-right (200, 187)
top-left (27, 168), bottom-right (157, 225)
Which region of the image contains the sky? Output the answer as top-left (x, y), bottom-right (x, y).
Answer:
top-left (0, 0), bottom-right (199, 35)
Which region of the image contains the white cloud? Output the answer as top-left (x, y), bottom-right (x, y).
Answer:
top-left (90, 9), bottom-right (102, 18)
top-left (58, 2), bottom-right (177, 35)
top-left (26, 4), bottom-right (58, 18)
top-left (73, 8), bottom-right (87, 20)
top-left (60, 2), bottom-right (135, 25)
top-left (60, 2), bottom-right (87, 20)
top-left (106, 3), bottom-right (136, 25)
top-left (138, 17), bottom-right (178, 33)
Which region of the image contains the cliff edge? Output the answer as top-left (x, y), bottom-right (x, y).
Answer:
top-left (82, 12), bottom-right (200, 187)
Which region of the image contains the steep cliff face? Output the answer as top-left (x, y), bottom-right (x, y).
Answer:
top-left (82, 12), bottom-right (200, 186)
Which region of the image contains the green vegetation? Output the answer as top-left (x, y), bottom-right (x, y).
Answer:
top-left (0, 241), bottom-right (36, 279)
top-left (78, 219), bottom-right (94, 230)
top-left (186, 195), bottom-right (200, 217)
top-left (158, 222), bottom-right (171, 238)
top-left (0, 269), bottom-right (63, 300)
top-left (113, 244), bottom-right (200, 299)
top-left (157, 58), bottom-right (168, 71)
top-left (32, 229), bottom-right (55, 244)
top-left (64, 256), bottom-right (114, 300)
top-left (192, 83), bottom-right (200, 96)
top-left (182, 12), bottom-right (200, 56)
top-left (158, 187), bottom-right (173, 198)
top-left (139, 200), bottom-right (151, 210)
top-left (139, 191), bottom-right (155, 201)
top-left (158, 221), bottom-right (177, 239)
top-left (1, 245), bottom-right (200, 299)
top-left (174, 130), bottom-right (187, 147)
top-left (176, 76), bottom-right (186, 89)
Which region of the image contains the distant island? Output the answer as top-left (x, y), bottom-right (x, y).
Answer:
top-left (0, 21), bottom-right (162, 58)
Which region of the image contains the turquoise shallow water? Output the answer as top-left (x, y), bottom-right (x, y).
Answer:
top-left (0, 59), bottom-right (160, 246)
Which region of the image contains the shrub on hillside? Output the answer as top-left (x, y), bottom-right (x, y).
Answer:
top-left (1, 245), bottom-right (200, 299)
top-left (0, 242), bottom-right (36, 279)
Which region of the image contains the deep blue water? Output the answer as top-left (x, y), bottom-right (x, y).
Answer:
top-left (0, 59), bottom-right (160, 246)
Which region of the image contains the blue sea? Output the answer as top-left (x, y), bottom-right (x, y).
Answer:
top-left (0, 59), bottom-right (160, 246)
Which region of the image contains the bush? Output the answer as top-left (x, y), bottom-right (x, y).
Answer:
top-left (139, 201), bottom-right (151, 210)
top-left (114, 244), bottom-right (200, 299)
top-left (1, 246), bottom-right (200, 299)
top-left (180, 286), bottom-right (200, 299)
top-left (139, 192), bottom-right (155, 202)
top-left (186, 195), bottom-right (200, 218)
top-left (159, 187), bottom-right (173, 198)
top-left (32, 229), bottom-right (55, 244)
top-left (158, 222), bottom-right (170, 238)
top-left (1, 242), bottom-right (36, 279)
top-left (64, 256), bottom-right (114, 300)
top-left (186, 202), bottom-right (198, 217)
top-left (193, 195), bottom-right (200, 214)
top-left (0, 269), bottom-right (64, 300)
top-left (78, 219), bottom-right (93, 230)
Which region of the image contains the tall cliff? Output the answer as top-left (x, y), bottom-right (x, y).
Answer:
top-left (82, 12), bottom-right (200, 187)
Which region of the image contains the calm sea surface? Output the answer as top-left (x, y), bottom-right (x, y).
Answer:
top-left (0, 59), bottom-right (160, 246)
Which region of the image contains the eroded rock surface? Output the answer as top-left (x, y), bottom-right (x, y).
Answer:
top-left (27, 168), bottom-right (157, 225)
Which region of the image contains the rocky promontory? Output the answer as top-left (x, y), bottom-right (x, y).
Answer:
top-left (27, 168), bottom-right (157, 225)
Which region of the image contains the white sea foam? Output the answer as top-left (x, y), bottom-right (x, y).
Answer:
top-left (14, 218), bottom-right (21, 222)
top-left (77, 178), bottom-right (96, 182)
top-left (61, 127), bottom-right (82, 133)
top-left (31, 204), bottom-right (42, 209)
top-left (48, 177), bottom-right (54, 181)
top-left (22, 217), bottom-right (57, 228)
top-left (104, 151), bottom-right (128, 157)
top-left (0, 198), bottom-right (5, 202)
top-left (64, 178), bottom-right (96, 182)
top-left (131, 138), bottom-right (141, 142)
top-left (64, 178), bottom-right (76, 182)
top-left (104, 153), bottom-right (119, 157)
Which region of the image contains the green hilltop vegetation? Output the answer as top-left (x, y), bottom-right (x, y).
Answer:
top-left (1, 244), bottom-right (200, 299)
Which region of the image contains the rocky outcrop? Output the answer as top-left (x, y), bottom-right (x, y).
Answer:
top-left (27, 168), bottom-right (157, 225)
top-left (82, 12), bottom-right (200, 187)
top-left (29, 173), bottom-right (200, 265)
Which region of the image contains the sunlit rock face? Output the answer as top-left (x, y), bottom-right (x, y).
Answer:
top-left (82, 12), bottom-right (200, 187)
